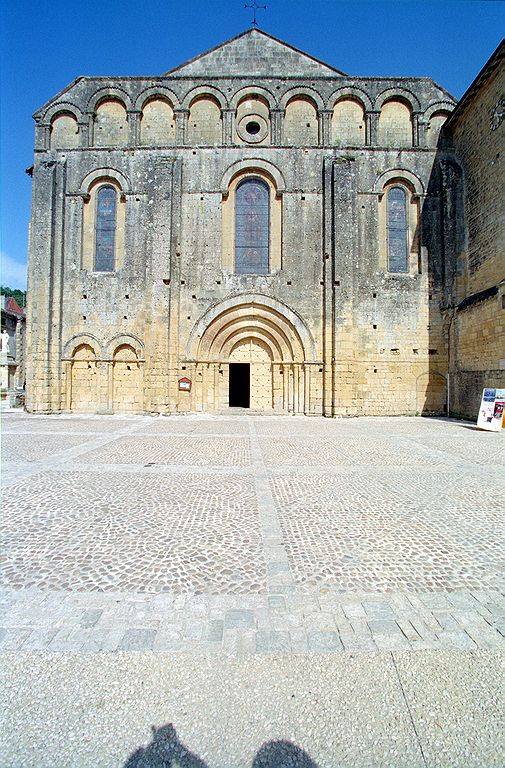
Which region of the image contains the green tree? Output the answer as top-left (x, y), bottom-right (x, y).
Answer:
top-left (0, 286), bottom-right (26, 308)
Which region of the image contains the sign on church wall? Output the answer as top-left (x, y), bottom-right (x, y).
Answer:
top-left (477, 388), bottom-right (505, 431)
top-left (178, 377), bottom-right (192, 392)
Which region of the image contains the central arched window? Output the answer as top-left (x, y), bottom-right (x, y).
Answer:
top-left (235, 178), bottom-right (269, 274)
top-left (95, 185), bottom-right (117, 272)
top-left (387, 186), bottom-right (408, 272)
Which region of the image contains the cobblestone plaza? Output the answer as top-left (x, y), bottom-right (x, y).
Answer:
top-left (2, 412), bottom-right (504, 653)
top-left (1, 412), bottom-right (504, 768)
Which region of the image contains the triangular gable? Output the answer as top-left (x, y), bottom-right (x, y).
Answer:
top-left (164, 28), bottom-right (346, 78)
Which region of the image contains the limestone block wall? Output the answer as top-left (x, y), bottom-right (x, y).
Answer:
top-left (447, 44), bottom-right (505, 418)
top-left (323, 148), bottom-right (449, 416)
top-left (26, 53), bottom-right (458, 416)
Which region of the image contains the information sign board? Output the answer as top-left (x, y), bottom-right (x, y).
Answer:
top-left (178, 377), bottom-right (191, 392)
top-left (477, 388), bottom-right (505, 431)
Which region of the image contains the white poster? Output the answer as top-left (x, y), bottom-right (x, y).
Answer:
top-left (477, 388), bottom-right (505, 432)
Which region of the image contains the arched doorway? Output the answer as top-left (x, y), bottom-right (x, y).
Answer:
top-left (229, 338), bottom-right (273, 410)
top-left (185, 296), bottom-right (317, 414)
top-left (112, 344), bottom-right (142, 413)
top-left (70, 343), bottom-right (98, 412)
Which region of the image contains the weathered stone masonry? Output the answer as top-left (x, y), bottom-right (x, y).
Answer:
top-left (444, 41), bottom-right (505, 418)
top-left (26, 28), bottom-right (472, 416)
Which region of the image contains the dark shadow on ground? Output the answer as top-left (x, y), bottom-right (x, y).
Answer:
top-left (123, 725), bottom-right (319, 767)
top-left (252, 739), bottom-right (318, 767)
top-left (123, 724), bottom-right (208, 767)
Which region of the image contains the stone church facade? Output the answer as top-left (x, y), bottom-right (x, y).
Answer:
top-left (25, 29), bottom-right (500, 417)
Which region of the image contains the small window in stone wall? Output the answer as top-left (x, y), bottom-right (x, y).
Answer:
top-left (387, 187), bottom-right (408, 272)
top-left (235, 178), bottom-right (269, 274)
top-left (95, 186), bottom-right (117, 272)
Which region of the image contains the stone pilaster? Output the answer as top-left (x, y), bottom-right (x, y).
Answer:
top-left (25, 157), bottom-right (67, 412)
top-left (365, 111), bottom-right (380, 146)
top-left (78, 120), bottom-right (90, 148)
top-left (319, 110), bottom-right (333, 146)
top-left (35, 120), bottom-right (50, 150)
top-left (270, 108), bottom-right (285, 145)
top-left (222, 108), bottom-right (236, 144)
top-left (412, 111), bottom-right (423, 147)
top-left (127, 110), bottom-right (141, 146)
top-left (174, 109), bottom-right (189, 145)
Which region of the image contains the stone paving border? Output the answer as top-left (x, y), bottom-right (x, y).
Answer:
top-left (1, 586), bottom-right (504, 654)
top-left (248, 418), bottom-right (295, 596)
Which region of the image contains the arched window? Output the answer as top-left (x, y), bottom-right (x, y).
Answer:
top-left (187, 96), bottom-right (222, 145)
top-left (387, 187), bottom-right (408, 272)
top-left (140, 98), bottom-right (175, 146)
top-left (331, 99), bottom-right (365, 146)
top-left (95, 186), bottom-right (117, 272)
top-left (235, 178), bottom-right (269, 274)
top-left (378, 100), bottom-right (413, 147)
top-left (93, 99), bottom-right (128, 147)
top-left (283, 97), bottom-right (318, 146)
top-left (50, 112), bottom-right (79, 149)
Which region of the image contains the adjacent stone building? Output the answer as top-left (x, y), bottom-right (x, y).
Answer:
top-left (444, 40), bottom-right (505, 418)
top-left (1, 296), bottom-right (26, 398)
top-left (25, 29), bottom-right (501, 417)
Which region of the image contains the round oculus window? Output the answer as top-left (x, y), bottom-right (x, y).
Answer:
top-left (246, 121), bottom-right (261, 135)
top-left (237, 114), bottom-right (268, 143)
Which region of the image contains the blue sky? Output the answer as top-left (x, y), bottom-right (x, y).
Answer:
top-left (1, 0), bottom-right (503, 289)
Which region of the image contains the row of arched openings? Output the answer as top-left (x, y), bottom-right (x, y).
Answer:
top-left (85, 174), bottom-right (414, 275)
top-left (49, 95), bottom-right (451, 149)
top-left (69, 342), bottom-right (142, 412)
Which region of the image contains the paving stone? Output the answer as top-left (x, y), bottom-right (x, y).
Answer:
top-left (20, 628), bottom-right (58, 651)
top-left (152, 627), bottom-right (183, 651)
top-left (48, 628), bottom-right (84, 651)
top-left (224, 609), bottom-right (255, 629)
top-left (256, 630), bottom-right (291, 653)
top-left (436, 631), bottom-right (477, 650)
top-left (339, 632), bottom-right (377, 652)
top-left (342, 601), bottom-right (366, 620)
top-left (267, 595), bottom-right (286, 611)
top-left (204, 620), bottom-right (224, 643)
top-left (0, 629), bottom-right (33, 651)
top-left (363, 602), bottom-right (396, 620)
top-left (289, 629), bottom-right (308, 653)
top-left (119, 628), bottom-right (157, 651)
top-left (368, 619), bottom-right (402, 635)
top-left (307, 630), bottom-right (343, 652)
top-left (79, 608), bottom-right (103, 628)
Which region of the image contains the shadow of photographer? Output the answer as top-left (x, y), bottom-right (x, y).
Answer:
top-left (123, 723), bottom-right (318, 767)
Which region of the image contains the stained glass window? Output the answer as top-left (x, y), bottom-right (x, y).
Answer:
top-left (235, 178), bottom-right (269, 274)
top-left (95, 186), bottom-right (117, 272)
top-left (387, 187), bottom-right (408, 273)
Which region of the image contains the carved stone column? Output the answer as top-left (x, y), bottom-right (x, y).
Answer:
top-left (86, 112), bottom-right (95, 147)
top-left (319, 110), bottom-right (333, 146)
top-left (174, 108), bottom-right (189, 145)
top-left (78, 120), bottom-right (90, 148)
top-left (222, 108), bottom-right (236, 145)
top-left (412, 111), bottom-right (422, 147)
top-left (127, 110), bottom-right (141, 146)
top-left (366, 111), bottom-right (380, 146)
top-left (270, 108), bottom-right (285, 145)
top-left (282, 363), bottom-right (289, 411)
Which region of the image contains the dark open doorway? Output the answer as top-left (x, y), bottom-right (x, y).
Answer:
top-left (229, 363), bottom-right (250, 408)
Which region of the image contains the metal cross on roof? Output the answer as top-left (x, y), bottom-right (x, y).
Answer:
top-left (245, 0), bottom-right (266, 27)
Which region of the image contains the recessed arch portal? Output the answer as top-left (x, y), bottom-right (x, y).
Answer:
top-left (186, 296), bottom-right (315, 413)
